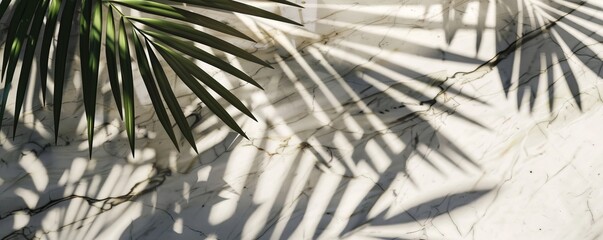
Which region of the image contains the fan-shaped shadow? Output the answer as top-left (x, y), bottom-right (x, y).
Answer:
top-left (493, 0), bottom-right (603, 111)
top-left (312, 0), bottom-right (603, 112)
top-left (2, 0), bottom-right (600, 239)
top-left (1, 1), bottom-right (492, 239)
top-left (340, 190), bottom-right (491, 239)
top-left (112, 1), bottom-right (495, 239)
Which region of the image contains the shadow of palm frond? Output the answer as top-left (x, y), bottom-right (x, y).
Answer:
top-left (492, 0), bottom-right (603, 111)
top-left (0, 75), bottom-right (185, 239)
top-left (0, 20), bottom-right (211, 238)
top-left (341, 190), bottom-right (491, 239)
top-left (107, 2), bottom-right (494, 239)
top-left (333, 0), bottom-right (603, 112)
top-left (0, 0), bottom-right (508, 239)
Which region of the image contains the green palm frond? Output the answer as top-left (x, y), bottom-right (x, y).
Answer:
top-left (0, 0), bottom-right (300, 156)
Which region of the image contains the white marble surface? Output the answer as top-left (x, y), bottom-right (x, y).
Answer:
top-left (1, 0), bottom-right (603, 239)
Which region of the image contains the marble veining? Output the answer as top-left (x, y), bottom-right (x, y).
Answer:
top-left (0, 0), bottom-right (602, 239)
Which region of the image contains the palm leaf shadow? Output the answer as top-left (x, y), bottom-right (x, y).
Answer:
top-left (341, 190), bottom-right (491, 238)
top-left (114, 2), bottom-right (493, 239)
top-left (6, 0), bottom-right (599, 239)
top-left (339, 0), bottom-right (603, 112)
top-left (0, 0), bottom-right (302, 157)
top-left (493, 0), bottom-right (603, 111)
top-left (245, 38), bottom-right (485, 238)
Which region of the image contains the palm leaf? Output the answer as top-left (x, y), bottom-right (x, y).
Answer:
top-left (131, 30), bottom-right (182, 152)
top-left (53, 0), bottom-right (78, 143)
top-left (169, 0), bottom-right (302, 25)
top-left (143, 30), bottom-right (263, 89)
top-left (13, 0), bottom-right (50, 137)
top-left (108, 0), bottom-right (255, 41)
top-left (79, 0), bottom-right (103, 156)
top-left (154, 42), bottom-right (257, 121)
top-left (118, 17), bottom-right (136, 156)
top-left (146, 42), bottom-right (199, 152)
top-left (39, 0), bottom-right (62, 104)
top-left (1, 0), bottom-right (27, 80)
top-left (0, 0), bottom-right (35, 131)
top-left (105, 8), bottom-right (123, 118)
top-left (0, 0), bottom-right (12, 21)
top-left (153, 41), bottom-right (248, 139)
top-left (0, 0), bottom-right (300, 156)
top-left (131, 17), bottom-right (272, 67)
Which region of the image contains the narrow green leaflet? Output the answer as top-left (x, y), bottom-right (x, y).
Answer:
top-left (39, 0), bottom-right (62, 103)
top-left (53, 0), bottom-right (77, 142)
top-left (131, 17), bottom-right (272, 67)
top-left (0, 0), bottom-right (300, 156)
top-left (0, 0), bottom-right (13, 21)
top-left (1, 0), bottom-right (28, 81)
top-left (146, 42), bottom-right (199, 152)
top-left (105, 8), bottom-right (123, 118)
top-left (12, 0), bottom-right (50, 137)
top-left (118, 18), bottom-right (136, 156)
top-left (142, 30), bottom-right (262, 89)
top-left (170, 0), bottom-right (302, 25)
top-left (108, 0), bottom-right (254, 41)
top-left (153, 42), bottom-right (248, 138)
top-left (80, 0), bottom-right (91, 87)
top-left (80, 0), bottom-right (103, 156)
top-left (131, 30), bottom-right (181, 152)
top-left (0, 0), bottom-right (36, 129)
top-left (160, 45), bottom-right (257, 121)
top-left (79, 0), bottom-right (92, 149)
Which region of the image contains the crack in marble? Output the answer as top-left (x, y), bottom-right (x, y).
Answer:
top-left (0, 166), bottom-right (169, 229)
top-left (0, 1), bottom-right (601, 239)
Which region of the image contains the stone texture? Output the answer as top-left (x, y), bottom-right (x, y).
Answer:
top-left (0, 0), bottom-right (602, 239)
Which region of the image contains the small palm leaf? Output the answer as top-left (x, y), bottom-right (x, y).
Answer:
top-left (0, 0), bottom-right (37, 133)
top-left (117, 17), bottom-right (136, 155)
top-left (13, 0), bottom-right (50, 137)
top-left (0, 0), bottom-right (300, 156)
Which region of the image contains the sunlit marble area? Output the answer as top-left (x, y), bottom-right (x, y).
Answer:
top-left (1, 0), bottom-right (603, 239)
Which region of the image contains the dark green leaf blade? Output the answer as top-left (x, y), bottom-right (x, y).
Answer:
top-left (146, 42), bottom-right (198, 152)
top-left (0, 0), bottom-right (36, 130)
top-left (39, 0), bottom-right (62, 104)
top-left (118, 18), bottom-right (136, 156)
top-left (131, 17), bottom-right (271, 68)
top-left (13, 0), bottom-right (49, 137)
top-left (153, 42), bottom-right (248, 138)
top-left (142, 29), bottom-right (262, 89)
top-left (105, 8), bottom-right (123, 118)
top-left (0, 0), bottom-right (13, 21)
top-left (2, 0), bottom-right (28, 81)
top-left (79, 0), bottom-right (92, 150)
top-left (108, 0), bottom-right (255, 41)
top-left (170, 0), bottom-right (302, 25)
top-left (162, 45), bottom-right (257, 121)
top-left (80, 0), bottom-right (103, 157)
top-left (131, 29), bottom-right (180, 152)
top-left (53, 0), bottom-right (77, 143)
top-left (80, 0), bottom-right (91, 86)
